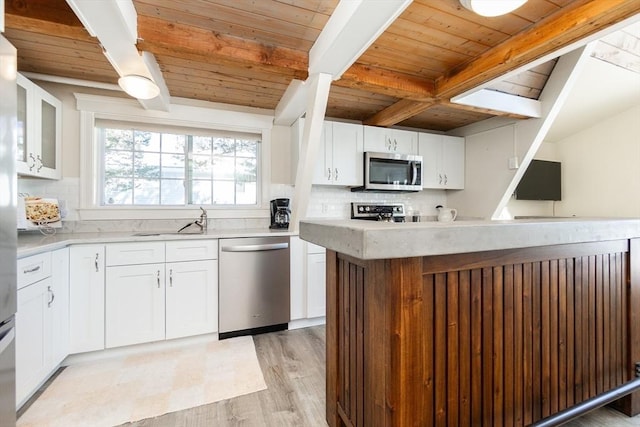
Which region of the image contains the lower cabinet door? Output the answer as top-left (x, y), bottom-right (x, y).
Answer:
top-left (306, 253), bottom-right (326, 318)
top-left (16, 278), bottom-right (51, 406)
top-left (165, 260), bottom-right (218, 340)
top-left (105, 263), bottom-right (165, 348)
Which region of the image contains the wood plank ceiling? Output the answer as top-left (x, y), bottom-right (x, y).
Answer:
top-left (4, 0), bottom-right (640, 132)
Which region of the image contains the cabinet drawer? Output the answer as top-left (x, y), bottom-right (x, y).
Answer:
top-left (166, 240), bottom-right (218, 262)
top-left (106, 242), bottom-right (165, 266)
top-left (17, 252), bottom-right (52, 289)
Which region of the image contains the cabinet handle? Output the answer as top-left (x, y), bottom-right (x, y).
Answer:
top-left (28, 153), bottom-right (36, 171)
top-left (95, 253), bottom-right (99, 272)
top-left (23, 265), bottom-right (41, 274)
top-left (334, 168), bottom-right (338, 181)
top-left (36, 155), bottom-right (43, 172)
top-left (157, 270), bottom-right (160, 288)
top-left (169, 269), bottom-right (173, 287)
top-left (47, 286), bottom-right (55, 308)
top-left (327, 168), bottom-right (332, 181)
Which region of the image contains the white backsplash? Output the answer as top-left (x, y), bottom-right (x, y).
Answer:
top-left (18, 178), bottom-right (448, 232)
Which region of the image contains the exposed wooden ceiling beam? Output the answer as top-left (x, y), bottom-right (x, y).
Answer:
top-left (137, 16), bottom-right (309, 76)
top-left (338, 63), bottom-right (435, 100)
top-left (436, 0), bottom-right (640, 99)
top-left (365, 0), bottom-right (640, 127)
top-left (137, 15), bottom-right (436, 101)
top-left (363, 98), bottom-right (436, 127)
top-left (4, 14), bottom-right (92, 42)
top-left (5, 0), bottom-right (84, 27)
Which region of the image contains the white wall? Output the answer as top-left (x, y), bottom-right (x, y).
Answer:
top-left (555, 105), bottom-right (640, 218)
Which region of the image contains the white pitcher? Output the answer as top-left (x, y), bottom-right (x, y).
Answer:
top-left (436, 205), bottom-right (457, 222)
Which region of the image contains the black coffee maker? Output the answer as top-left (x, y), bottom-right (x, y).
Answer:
top-left (270, 198), bottom-right (290, 229)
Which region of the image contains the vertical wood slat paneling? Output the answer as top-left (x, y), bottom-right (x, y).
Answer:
top-left (417, 251), bottom-right (629, 426)
top-left (329, 242), bottom-right (632, 427)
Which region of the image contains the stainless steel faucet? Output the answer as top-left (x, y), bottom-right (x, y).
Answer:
top-left (177, 207), bottom-right (208, 233)
top-left (195, 207), bottom-right (208, 232)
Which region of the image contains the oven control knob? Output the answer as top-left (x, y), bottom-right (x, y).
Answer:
top-left (365, 206), bottom-right (370, 212)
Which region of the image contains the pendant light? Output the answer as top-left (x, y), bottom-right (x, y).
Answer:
top-left (118, 74), bottom-right (160, 100)
top-left (460, 0), bottom-right (528, 17)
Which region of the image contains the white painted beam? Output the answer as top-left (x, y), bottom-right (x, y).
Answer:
top-left (452, 89), bottom-right (542, 117)
top-left (290, 73), bottom-right (333, 231)
top-left (138, 52), bottom-right (170, 111)
top-left (65, 0), bottom-right (170, 110)
top-left (309, 0), bottom-right (412, 80)
top-left (274, 79), bottom-right (308, 126)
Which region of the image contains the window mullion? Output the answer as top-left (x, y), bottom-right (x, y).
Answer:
top-left (186, 135), bottom-right (193, 205)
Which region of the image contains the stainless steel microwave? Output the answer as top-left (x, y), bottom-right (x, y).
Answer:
top-left (353, 151), bottom-right (423, 192)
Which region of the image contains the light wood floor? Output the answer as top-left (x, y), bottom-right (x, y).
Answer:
top-left (121, 324), bottom-right (639, 427)
top-left (121, 326), bottom-right (328, 427)
top-left (23, 324), bottom-right (640, 426)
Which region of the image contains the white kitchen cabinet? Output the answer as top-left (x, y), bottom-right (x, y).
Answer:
top-left (106, 263), bottom-right (166, 348)
top-left (50, 248), bottom-right (69, 368)
top-left (418, 133), bottom-right (465, 190)
top-left (289, 237), bottom-right (327, 321)
top-left (105, 240), bottom-right (218, 348)
top-left (16, 73), bottom-right (62, 180)
top-left (16, 248), bottom-right (68, 407)
top-left (364, 125), bottom-right (417, 154)
top-left (69, 245), bottom-right (105, 354)
top-left (292, 118), bottom-right (364, 186)
top-left (306, 251), bottom-right (326, 318)
top-left (16, 277), bottom-right (50, 406)
top-left (165, 260), bottom-right (218, 339)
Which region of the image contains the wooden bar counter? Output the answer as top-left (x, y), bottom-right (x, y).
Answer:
top-left (300, 218), bottom-right (640, 427)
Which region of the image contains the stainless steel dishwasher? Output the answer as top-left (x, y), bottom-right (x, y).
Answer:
top-left (218, 236), bottom-right (290, 339)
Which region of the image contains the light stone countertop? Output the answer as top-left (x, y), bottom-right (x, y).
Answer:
top-left (18, 228), bottom-right (296, 258)
top-left (299, 217), bottom-right (640, 260)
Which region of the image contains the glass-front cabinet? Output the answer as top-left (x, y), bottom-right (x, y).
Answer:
top-left (16, 73), bottom-right (62, 179)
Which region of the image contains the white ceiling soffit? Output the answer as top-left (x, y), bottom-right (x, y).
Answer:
top-left (65, 0), bottom-right (170, 111)
top-left (309, 0), bottom-right (413, 80)
top-left (452, 89), bottom-right (542, 117)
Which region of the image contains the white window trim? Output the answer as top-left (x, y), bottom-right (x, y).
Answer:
top-left (76, 93), bottom-right (274, 220)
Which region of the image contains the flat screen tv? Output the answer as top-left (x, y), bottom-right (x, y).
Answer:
top-left (515, 159), bottom-right (561, 201)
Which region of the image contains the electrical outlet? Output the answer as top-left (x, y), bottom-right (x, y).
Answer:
top-left (508, 156), bottom-right (519, 170)
top-left (321, 203), bottom-right (328, 214)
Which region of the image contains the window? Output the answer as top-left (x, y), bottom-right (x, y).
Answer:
top-left (97, 122), bottom-right (260, 206)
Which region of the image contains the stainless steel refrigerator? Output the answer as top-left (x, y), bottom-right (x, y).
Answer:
top-left (0, 33), bottom-right (18, 427)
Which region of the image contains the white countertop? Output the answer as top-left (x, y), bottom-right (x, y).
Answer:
top-left (18, 228), bottom-right (296, 258)
top-left (299, 217), bottom-right (640, 260)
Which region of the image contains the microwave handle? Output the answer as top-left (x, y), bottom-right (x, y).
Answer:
top-left (411, 161), bottom-right (418, 185)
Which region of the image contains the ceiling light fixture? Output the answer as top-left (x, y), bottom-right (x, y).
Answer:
top-left (460, 0), bottom-right (528, 17)
top-left (117, 74), bottom-right (160, 100)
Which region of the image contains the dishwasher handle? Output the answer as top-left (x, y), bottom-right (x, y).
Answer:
top-left (221, 242), bottom-right (289, 252)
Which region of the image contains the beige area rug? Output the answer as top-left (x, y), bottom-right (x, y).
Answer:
top-left (18, 336), bottom-right (267, 427)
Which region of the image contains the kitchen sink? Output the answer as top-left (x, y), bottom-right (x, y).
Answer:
top-left (131, 232), bottom-right (203, 236)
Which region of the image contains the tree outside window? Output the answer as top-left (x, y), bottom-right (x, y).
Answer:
top-left (99, 125), bottom-right (259, 206)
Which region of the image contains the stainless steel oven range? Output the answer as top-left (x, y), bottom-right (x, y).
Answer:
top-left (351, 203), bottom-right (406, 222)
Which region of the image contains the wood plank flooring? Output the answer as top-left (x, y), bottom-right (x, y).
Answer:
top-left (120, 326), bottom-right (328, 427)
top-left (21, 324), bottom-right (640, 426)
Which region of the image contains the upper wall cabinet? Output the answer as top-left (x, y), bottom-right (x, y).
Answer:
top-left (16, 74), bottom-right (62, 180)
top-left (291, 118), bottom-right (364, 187)
top-left (363, 126), bottom-right (417, 154)
top-left (418, 133), bottom-right (465, 190)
